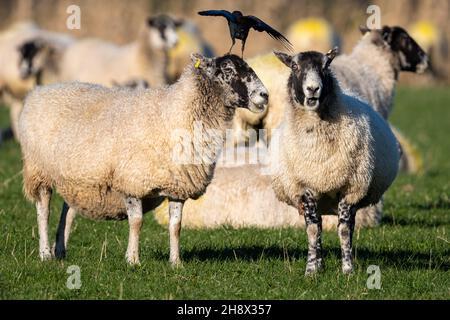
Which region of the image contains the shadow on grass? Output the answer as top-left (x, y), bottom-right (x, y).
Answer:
top-left (153, 245), bottom-right (448, 271)
top-left (382, 214), bottom-right (450, 227)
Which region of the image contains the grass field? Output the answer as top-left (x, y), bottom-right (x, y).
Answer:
top-left (0, 87), bottom-right (449, 300)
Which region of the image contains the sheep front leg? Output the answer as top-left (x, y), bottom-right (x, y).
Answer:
top-left (338, 200), bottom-right (357, 274)
top-left (124, 196), bottom-right (143, 265)
top-left (169, 199), bottom-right (184, 266)
top-left (300, 190), bottom-right (322, 275)
top-left (36, 188), bottom-right (52, 260)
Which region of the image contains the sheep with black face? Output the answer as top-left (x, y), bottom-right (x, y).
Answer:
top-left (271, 48), bottom-right (400, 275)
top-left (19, 53), bottom-right (268, 265)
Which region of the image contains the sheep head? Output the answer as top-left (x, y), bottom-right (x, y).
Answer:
top-left (360, 25), bottom-right (429, 74)
top-left (17, 39), bottom-right (53, 80)
top-left (274, 48), bottom-right (338, 112)
top-left (147, 14), bottom-right (180, 50)
top-left (190, 53), bottom-right (268, 113)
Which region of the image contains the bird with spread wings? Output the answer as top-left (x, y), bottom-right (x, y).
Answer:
top-left (198, 10), bottom-right (293, 57)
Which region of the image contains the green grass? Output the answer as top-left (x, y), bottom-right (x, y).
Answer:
top-left (0, 87), bottom-right (449, 299)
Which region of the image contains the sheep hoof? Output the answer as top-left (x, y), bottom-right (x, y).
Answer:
top-left (342, 264), bottom-right (354, 274)
top-left (170, 259), bottom-right (182, 268)
top-left (126, 254), bottom-right (141, 266)
top-left (304, 265), bottom-right (319, 276)
top-left (39, 249), bottom-right (53, 261)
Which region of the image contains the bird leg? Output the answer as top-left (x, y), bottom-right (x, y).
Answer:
top-left (241, 39), bottom-right (246, 58)
top-left (227, 37), bottom-right (236, 55)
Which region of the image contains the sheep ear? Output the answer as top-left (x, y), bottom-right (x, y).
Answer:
top-left (174, 18), bottom-right (184, 28)
top-left (381, 26), bottom-right (393, 44)
top-left (359, 25), bottom-right (371, 35)
top-left (323, 47), bottom-right (338, 70)
top-left (273, 51), bottom-right (293, 68)
top-left (147, 17), bottom-right (156, 27)
top-left (190, 53), bottom-right (212, 70)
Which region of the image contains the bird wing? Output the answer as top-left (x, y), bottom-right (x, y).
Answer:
top-left (197, 10), bottom-right (236, 22)
top-left (244, 15), bottom-right (293, 51)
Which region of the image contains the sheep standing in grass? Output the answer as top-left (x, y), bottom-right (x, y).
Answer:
top-left (19, 53), bottom-right (268, 265)
top-left (271, 49), bottom-right (399, 274)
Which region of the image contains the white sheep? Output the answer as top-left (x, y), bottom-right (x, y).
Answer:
top-left (270, 48), bottom-right (399, 275)
top-left (19, 53), bottom-right (268, 265)
top-left (58, 14), bottom-right (179, 87)
top-left (0, 21), bottom-right (73, 140)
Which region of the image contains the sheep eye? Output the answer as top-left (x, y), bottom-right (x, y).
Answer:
top-left (223, 66), bottom-right (233, 74)
top-left (291, 63), bottom-right (299, 71)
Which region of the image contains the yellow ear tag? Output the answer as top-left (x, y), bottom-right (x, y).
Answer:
top-left (195, 59), bottom-right (201, 69)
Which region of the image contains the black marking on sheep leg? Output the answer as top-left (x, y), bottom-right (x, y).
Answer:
top-left (338, 200), bottom-right (356, 274)
top-left (54, 201), bottom-right (69, 259)
top-left (301, 189), bottom-right (322, 275)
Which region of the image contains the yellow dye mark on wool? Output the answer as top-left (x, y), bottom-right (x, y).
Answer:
top-left (195, 59), bottom-right (201, 69)
top-left (169, 29), bottom-right (199, 57)
top-left (289, 18), bottom-right (330, 39)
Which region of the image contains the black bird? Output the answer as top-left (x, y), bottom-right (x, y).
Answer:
top-left (198, 10), bottom-right (293, 57)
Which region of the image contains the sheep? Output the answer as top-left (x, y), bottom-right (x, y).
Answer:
top-left (167, 19), bottom-right (215, 83)
top-left (153, 162), bottom-right (383, 231)
top-left (270, 48), bottom-right (400, 274)
top-left (57, 14), bottom-right (179, 87)
top-left (0, 21), bottom-right (73, 140)
top-left (19, 53), bottom-right (268, 265)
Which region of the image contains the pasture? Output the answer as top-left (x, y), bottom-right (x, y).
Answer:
top-left (0, 86), bottom-right (449, 299)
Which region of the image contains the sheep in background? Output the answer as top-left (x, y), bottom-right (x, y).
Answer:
top-left (153, 161), bottom-right (382, 230)
top-left (271, 49), bottom-right (399, 274)
top-left (19, 53), bottom-right (268, 265)
top-left (167, 19), bottom-right (215, 83)
top-left (0, 22), bottom-right (73, 141)
top-left (58, 14), bottom-right (178, 87)
top-left (286, 18), bottom-right (341, 53)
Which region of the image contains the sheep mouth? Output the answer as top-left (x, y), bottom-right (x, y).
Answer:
top-left (305, 98), bottom-right (318, 107)
top-left (248, 102), bottom-right (267, 113)
top-left (416, 58), bottom-right (429, 74)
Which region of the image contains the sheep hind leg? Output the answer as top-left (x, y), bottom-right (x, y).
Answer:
top-left (54, 202), bottom-right (76, 259)
top-left (300, 190), bottom-right (322, 275)
top-left (169, 199), bottom-right (184, 267)
top-left (36, 187), bottom-right (53, 261)
top-left (337, 200), bottom-right (357, 274)
top-left (124, 196), bottom-right (143, 266)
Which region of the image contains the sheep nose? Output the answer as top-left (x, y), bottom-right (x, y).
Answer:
top-left (260, 92), bottom-right (268, 101)
top-left (307, 86), bottom-right (319, 94)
